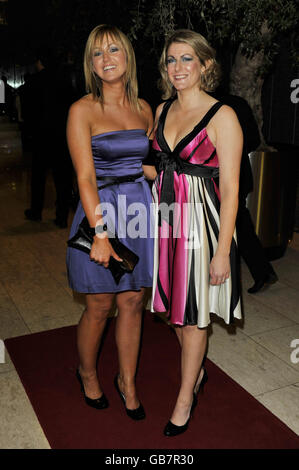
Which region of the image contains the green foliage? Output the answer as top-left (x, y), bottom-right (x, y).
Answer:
top-left (129, 0), bottom-right (299, 73)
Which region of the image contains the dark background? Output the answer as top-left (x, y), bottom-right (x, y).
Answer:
top-left (0, 0), bottom-right (298, 146)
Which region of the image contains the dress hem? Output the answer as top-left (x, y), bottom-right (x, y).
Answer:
top-left (151, 308), bottom-right (240, 328)
top-left (70, 282), bottom-right (153, 294)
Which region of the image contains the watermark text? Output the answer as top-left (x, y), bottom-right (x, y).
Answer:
top-left (290, 339), bottom-right (299, 364)
top-left (290, 79), bottom-right (299, 104)
top-left (94, 196), bottom-right (205, 249)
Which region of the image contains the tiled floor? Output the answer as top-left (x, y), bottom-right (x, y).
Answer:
top-left (0, 117), bottom-right (298, 448)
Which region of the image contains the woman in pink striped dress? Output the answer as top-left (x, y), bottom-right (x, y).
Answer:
top-left (151, 30), bottom-right (243, 436)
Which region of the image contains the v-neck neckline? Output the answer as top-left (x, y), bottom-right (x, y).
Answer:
top-left (160, 99), bottom-right (220, 154)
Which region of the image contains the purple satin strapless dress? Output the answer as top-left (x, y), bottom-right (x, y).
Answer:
top-left (66, 129), bottom-right (154, 293)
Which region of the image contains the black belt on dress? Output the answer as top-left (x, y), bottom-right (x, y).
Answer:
top-left (157, 151), bottom-right (219, 207)
top-left (96, 172), bottom-right (144, 190)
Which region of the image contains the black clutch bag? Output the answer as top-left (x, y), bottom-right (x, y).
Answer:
top-left (67, 217), bottom-right (139, 284)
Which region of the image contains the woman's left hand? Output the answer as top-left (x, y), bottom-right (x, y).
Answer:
top-left (210, 253), bottom-right (230, 285)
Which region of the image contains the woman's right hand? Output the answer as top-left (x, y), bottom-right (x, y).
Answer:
top-left (90, 235), bottom-right (123, 268)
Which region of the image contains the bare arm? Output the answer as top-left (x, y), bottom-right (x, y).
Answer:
top-left (66, 100), bottom-right (122, 267)
top-left (209, 105), bottom-right (243, 285)
top-left (67, 100), bottom-right (100, 227)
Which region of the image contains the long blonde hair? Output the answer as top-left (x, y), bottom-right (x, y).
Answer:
top-left (84, 24), bottom-right (140, 110)
top-left (159, 29), bottom-right (221, 99)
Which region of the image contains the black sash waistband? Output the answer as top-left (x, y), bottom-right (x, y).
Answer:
top-left (158, 151), bottom-right (219, 208)
top-left (96, 172), bottom-right (144, 190)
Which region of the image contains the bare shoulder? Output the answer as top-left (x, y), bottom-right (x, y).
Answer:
top-left (213, 104), bottom-right (239, 127)
top-left (139, 98), bottom-right (152, 113)
top-left (139, 98), bottom-right (153, 121)
top-left (69, 94), bottom-right (93, 116)
top-left (211, 103), bottom-right (243, 152)
top-left (138, 99), bottom-right (154, 136)
top-left (67, 95), bottom-right (96, 132)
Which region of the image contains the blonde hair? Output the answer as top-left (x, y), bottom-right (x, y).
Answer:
top-left (84, 24), bottom-right (140, 110)
top-left (159, 29), bottom-right (221, 99)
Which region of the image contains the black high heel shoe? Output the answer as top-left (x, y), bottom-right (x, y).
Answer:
top-left (114, 374), bottom-right (145, 420)
top-left (164, 369), bottom-right (208, 437)
top-left (76, 369), bottom-right (109, 409)
top-left (163, 394), bottom-right (198, 437)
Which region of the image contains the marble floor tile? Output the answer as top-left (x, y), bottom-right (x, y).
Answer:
top-left (0, 346), bottom-right (15, 374)
top-left (0, 282), bottom-right (30, 339)
top-left (0, 235), bottom-right (48, 283)
top-left (281, 242), bottom-right (299, 262)
top-left (21, 230), bottom-right (71, 291)
top-left (251, 325), bottom-right (299, 372)
top-left (239, 252), bottom-right (295, 293)
top-left (0, 370), bottom-right (50, 449)
top-left (0, 282), bottom-right (19, 373)
top-left (240, 294), bottom-right (295, 336)
top-left (3, 275), bottom-right (83, 327)
top-left (28, 310), bottom-right (83, 334)
top-left (242, 284), bottom-right (299, 324)
top-left (270, 256), bottom-right (299, 290)
top-left (207, 321), bottom-right (299, 396)
top-left (256, 383), bottom-right (299, 436)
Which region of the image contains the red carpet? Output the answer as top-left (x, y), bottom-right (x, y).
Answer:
top-left (5, 312), bottom-right (299, 449)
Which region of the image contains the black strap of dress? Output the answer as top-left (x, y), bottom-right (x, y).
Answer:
top-left (158, 100), bottom-right (223, 154)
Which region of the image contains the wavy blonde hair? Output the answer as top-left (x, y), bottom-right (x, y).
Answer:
top-left (159, 29), bottom-right (221, 99)
top-left (84, 24), bottom-right (140, 110)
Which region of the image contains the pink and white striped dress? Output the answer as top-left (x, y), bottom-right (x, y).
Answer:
top-left (151, 100), bottom-right (242, 328)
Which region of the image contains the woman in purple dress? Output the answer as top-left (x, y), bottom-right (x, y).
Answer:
top-left (151, 30), bottom-right (243, 435)
top-left (66, 25), bottom-right (156, 419)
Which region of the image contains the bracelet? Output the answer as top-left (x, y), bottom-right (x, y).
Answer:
top-left (94, 223), bottom-right (108, 235)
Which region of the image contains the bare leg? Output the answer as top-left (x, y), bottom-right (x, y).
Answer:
top-left (174, 325), bottom-right (183, 345)
top-left (115, 288), bottom-right (145, 409)
top-left (77, 292), bottom-right (114, 399)
top-left (174, 325), bottom-right (206, 393)
top-left (170, 325), bottom-right (207, 426)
